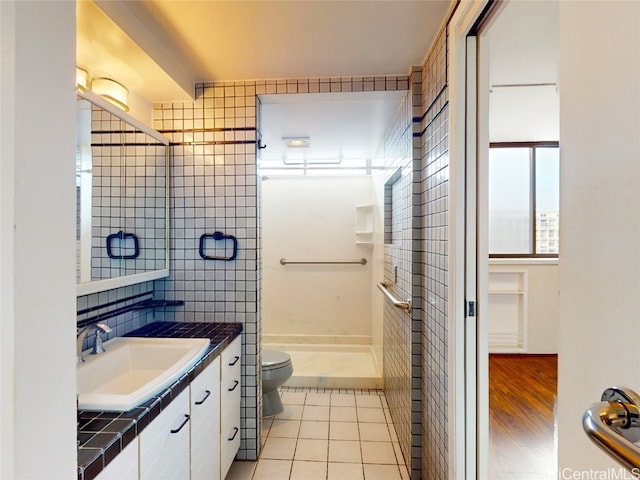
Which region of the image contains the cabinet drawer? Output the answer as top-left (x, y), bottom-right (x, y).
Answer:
top-left (139, 388), bottom-right (190, 480)
top-left (95, 437), bottom-right (138, 480)
top-left (221, 336), bottom-right (241, 384)
top-left (191, 357), bottom-right (221, 480)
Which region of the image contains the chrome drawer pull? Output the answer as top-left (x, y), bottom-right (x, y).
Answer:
top-left (170, 414), bottom-right (190, 434)
top-left (229, 356), bottom-right (240, 366)
top-left (228, 427), bottom-right (239, 441)
top-left (195, 390), bottom-right (211, 405)
top-left (228, 380), bottom-right (239, 392)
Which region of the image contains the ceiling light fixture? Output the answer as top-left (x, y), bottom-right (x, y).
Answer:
top-left (282, 136), bottom-right (310, 148)
top-left (76, 67), bottom-right (89, 89)
top-left (91, 77), bottom-right (129, 112)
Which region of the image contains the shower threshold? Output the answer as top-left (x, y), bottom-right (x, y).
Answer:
top-left (267, 343), bottom-right (383, 389)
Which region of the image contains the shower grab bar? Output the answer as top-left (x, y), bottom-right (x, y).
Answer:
top-left (279, 258), bottom-right (367, 266)
top-left (377, 282), bottom-right (411, 311)
top-left (583, 387), bottom-right (640, 471)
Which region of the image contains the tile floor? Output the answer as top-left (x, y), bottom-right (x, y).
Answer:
top-left (225, 387), bottom-right (410, 480)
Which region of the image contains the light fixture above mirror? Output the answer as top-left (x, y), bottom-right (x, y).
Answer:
top-left (91, 77), bottom-right (129, 112)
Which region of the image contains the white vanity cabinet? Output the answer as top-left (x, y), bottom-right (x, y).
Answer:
top-left (95, 438), bottom-right (139, 480)
top-left (91, 335), bottom-right (242, 480)
top-left (139, 388), bottom-right (191, 479)
top-left (190, 356), bottom-right (221, 480)
top-left (220, 336), bottom-right (241, 478)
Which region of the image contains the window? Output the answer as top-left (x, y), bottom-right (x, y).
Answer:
top-left (488, 142), bottom-right (559, 257)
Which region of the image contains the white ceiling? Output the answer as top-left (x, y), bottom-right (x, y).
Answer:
top-left (77, 0), bottom-right (557, 165)
top-left (78, 0), bottom-right (452, 165)
top-left (487, 1), bottom-right (559, 142)
top-left (85, 0), bottom-right (452, 103)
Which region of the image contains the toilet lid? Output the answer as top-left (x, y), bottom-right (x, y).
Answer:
top-left (263, 349), bottom-right (291, 367)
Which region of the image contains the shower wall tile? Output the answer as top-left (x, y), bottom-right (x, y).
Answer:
top-left (152, 75), bottom-right (407, 462)
top-left (418, 25), bottom-right (450, 480)
top-left (380, 85), bottom-right (418, 476)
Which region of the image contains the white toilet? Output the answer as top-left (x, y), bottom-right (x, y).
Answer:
top-left (262, 349), bottom-right (293, 417)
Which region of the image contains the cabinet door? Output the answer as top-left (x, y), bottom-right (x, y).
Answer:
top-left (190, 357), bottom-right (221, 480)
top-left (139, 388), bottom-right (190, 480)
top-left (220, 336), bottom-right (241, 478)
top-left (95, 437), bottom-right (139, 480)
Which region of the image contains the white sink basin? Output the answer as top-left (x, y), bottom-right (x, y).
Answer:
top-left (77, 336), bottom-right (210, 412)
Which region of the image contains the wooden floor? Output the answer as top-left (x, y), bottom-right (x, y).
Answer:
top-left (488, 354), bottom-right (557, 480)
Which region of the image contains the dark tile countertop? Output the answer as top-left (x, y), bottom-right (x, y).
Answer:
top-left (77, 321), bottom-right (242, 480)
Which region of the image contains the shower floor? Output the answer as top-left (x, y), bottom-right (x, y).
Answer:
top-left (266, 344), bottom-right (383, 389)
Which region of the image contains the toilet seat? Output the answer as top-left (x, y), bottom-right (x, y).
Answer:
top-left (262, 349), bottom-right (291, 370)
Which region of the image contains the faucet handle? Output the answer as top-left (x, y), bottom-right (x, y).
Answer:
top-left (91, 323), bottom-right (112, 355)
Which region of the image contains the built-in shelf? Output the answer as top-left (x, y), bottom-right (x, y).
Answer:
top-left (355, 205), bottom-right (374, 245)
top-left (488, 270), bottom-right (528, 353)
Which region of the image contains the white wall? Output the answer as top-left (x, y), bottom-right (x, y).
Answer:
top-left (1, 1), bottom-right (77, 478)
top-left (262, 176), bottom-right (375, 341)
top-left (558, 1), bottom-right (640, 474)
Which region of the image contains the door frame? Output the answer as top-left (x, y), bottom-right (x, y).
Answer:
top-left (447, 1), bottom-right (491, 477)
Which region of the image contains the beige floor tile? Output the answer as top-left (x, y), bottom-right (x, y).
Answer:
top-left (355, 395), bottom-right (382, 409)
top-left (252, 459), bottom-right (292, 480)
top-left (299, 420), bottom-right (329, 439)
top-left (388, 421), bottom-right (399, 442)
top-left (329, 421), bottom-right (359, 440)
top-left (305, 393), bottom-right (331, 406)
top-left (331, 393), bottom-right (356, 407)
top-left (328, 462), bottom-right (365, 480)
top-left (392, 442), bottom-right (406, 466)
top-left (328, 440), bottom-right (362, 463)
top-left (363, 464), bottom-right (402, 480)
top-left (302, 405), bottom-right (330, 421)
top-left (294, 438), bottom-right (328, 462)
top-left (399, 463), bottom-right (410, 480)
top-left (281, 391), bottom-right (307, 405)
top-left (357, 407), bottom-right (386, 423)
top-left (359, 422), bottom-right (391, 442)
top-left (330, 406), bottom-right (358, 422)
top-left (361, 441), bottom-right (398, 464)
top-left (261, 437), bottom-right (297, 460)
top-left (270, 419), bottom-right (301, 438)
top-left (290, 460), bottom-right (327, 480)
top-left (225, 460), bottom-right (257, 480)
top-left (276, 404), bottom-right (304, 421)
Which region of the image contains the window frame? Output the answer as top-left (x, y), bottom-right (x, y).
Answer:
top-left (488, 141), bottom-right (560, 259)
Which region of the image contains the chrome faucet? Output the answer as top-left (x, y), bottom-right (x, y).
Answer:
top-left (76, 323), bottom-right (113, 363)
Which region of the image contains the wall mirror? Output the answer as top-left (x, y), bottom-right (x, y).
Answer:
top-left (76, 89), bottom-right (169, 296)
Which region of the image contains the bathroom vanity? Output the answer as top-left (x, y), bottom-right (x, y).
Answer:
top-left (77, 322), bottom-right (242, 480)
